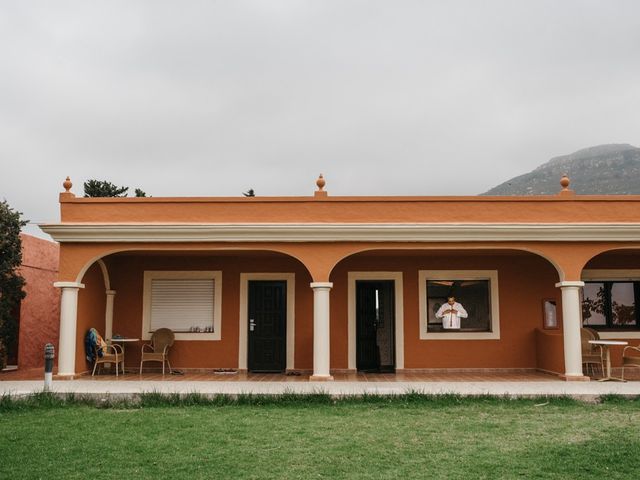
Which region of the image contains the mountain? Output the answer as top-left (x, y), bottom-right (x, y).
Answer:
top-left (481, 144), bottom-right (640, 195)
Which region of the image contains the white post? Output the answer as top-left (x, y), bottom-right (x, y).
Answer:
top-left (556, 281), bottom-right (586, 380)
top-left (105, 290), bottom-right (117, 341)
top-left (54, 282), bottom-right (84, 377)
top-left (310, 282), bottom-right (334, 381)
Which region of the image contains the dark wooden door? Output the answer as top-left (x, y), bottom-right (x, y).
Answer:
top-left (356, 280), bottom-right (395, 372)
top-left (248, 281), bottom-right (286, 372)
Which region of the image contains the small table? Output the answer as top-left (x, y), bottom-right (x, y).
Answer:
top-left (589, 340), bottom-right (628, 382)
top-left (109, 338), bottom-right (140, 373)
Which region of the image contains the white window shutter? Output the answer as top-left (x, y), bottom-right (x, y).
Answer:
top-left (150, 279), bottom-right (215, 332)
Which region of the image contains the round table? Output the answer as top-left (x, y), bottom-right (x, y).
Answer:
top-left (589, 339), bottom-right (628, 382)
top-left (109, 338), bottom-right (140, 373)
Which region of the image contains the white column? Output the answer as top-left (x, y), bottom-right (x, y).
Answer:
top-left (54, 282), bottom-right (85, 376)
top-left (310, 282), bottom-right (334, 381)
top-left (105, 290), bottom-right (117, 341)
top-left (556, 281), bottom-right (586, 379)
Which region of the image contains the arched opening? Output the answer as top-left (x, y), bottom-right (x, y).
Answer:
top-left (328, 248), bottom-right (562, 374)
top-left (579, 249), bottom-right (640, 380)
top-left (74, 248), bottom-right (313, 374)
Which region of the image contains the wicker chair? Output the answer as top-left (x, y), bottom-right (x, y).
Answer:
top-left (622, 344), bottom-right (640, 381)
top-left (581, 327), bottom-right (603, 377)
top-left (140, 328), bottom-right (175, 375)
top-left (92, 341), bottom-right (125, 377)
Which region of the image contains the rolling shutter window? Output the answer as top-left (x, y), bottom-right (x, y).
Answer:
top-left (150, 278), bottom-right (215, 332)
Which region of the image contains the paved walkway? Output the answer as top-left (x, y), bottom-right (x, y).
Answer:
top-left (2, 378), bottom-right (640, 400)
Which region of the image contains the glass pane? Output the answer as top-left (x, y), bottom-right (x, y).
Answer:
top-left (426, 279), bottom-right (491, 331)
top-left (611, 283), bottom-right (636, 326)
top-left (581, 283), bottom-right (606, 327)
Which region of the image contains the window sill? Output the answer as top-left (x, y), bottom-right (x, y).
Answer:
top-left (142, 331), bottom-right (221, 341)
top-left (595, 331), bottom-right (640, 340)
top-left (422, 330), bottom-right (500, 340)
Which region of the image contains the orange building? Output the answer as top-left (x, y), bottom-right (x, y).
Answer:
top-left (40, 175), bottom-right (640, 380)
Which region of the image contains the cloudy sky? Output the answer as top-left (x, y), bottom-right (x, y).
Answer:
top-left (1, 1), bottom-right (639, 237)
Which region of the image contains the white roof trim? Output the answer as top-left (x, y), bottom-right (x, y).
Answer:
top-left (39, 223), bottom-right (640, 243)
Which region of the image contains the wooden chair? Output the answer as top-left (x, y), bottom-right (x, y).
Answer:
top-left (581, 327), bottom-right (604, 377)
top-left (622, 344), bottom-right (640, 381)
top-left (140, 328), bottom-right (175, 375)
top-left (92, 339), bottom-right (125, 377)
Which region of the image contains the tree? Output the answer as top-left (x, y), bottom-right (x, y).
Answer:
top-left (83, 180), bottom-right (150, 198)
top-left (0, 200), bottom-right (27, 369)
top-left (84, 180), bottom-right (129, 197)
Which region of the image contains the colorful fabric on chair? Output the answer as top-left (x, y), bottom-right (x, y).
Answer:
top-left (84, 328), bottom-right (108, 362)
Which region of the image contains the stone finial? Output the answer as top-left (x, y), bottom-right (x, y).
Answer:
top-left (63, 176), bottom-right (73, 192)
top-left (314, 174), bottom-right (328, 198)
top-left (558, 173), bottom-right (575, 197)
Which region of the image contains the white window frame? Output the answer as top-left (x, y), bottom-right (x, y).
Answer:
top-left (581, 269), bottom-right (640, 339)
top-left (347, 272), bottom-right (404, 370)
top-left (419, 270), bottom-right (500, 340)
top-left (142, 271), bottom-right (222, 341)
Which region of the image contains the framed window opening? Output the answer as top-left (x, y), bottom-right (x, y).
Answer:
top-left (419, 270), bottom-right (500, 340)
top-left (581, 270), bottom-right (640, 339)
top-left (142, 271), bottom-right (222, 341)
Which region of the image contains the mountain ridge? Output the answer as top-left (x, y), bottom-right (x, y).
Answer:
top-left (482, 143), bottom-right (640, 195)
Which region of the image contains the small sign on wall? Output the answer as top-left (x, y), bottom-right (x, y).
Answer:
top-left (542, 299), bottom-right (558, 329)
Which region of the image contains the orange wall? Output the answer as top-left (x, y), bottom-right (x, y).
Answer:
top-left (535, 329), bottom-right (564, 374)
top-left (16, 234), bottom-right (60, 368)
top-left (76, 263), bottom-right (106, 373)
top-left (329, 252), bottom-right (560, 369)
top-left (107, 254), bottom-right (313, 370)
top-left (74, 250), bottom-right (640, 372)
top-left (73, 251), bottom-right (562, 371)
top-left (59, 194), bottom-right (640, 224)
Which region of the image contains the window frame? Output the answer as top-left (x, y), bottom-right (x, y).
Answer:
top-left (418, 270), bottom-right (500, 340)
top-left (581, 270), bottom-right (640, 339)
top-left (142, 270), bottom-right (222, 341)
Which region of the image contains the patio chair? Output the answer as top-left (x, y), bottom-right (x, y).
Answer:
top-left (580, 327), bottom-right (603, 377)
top-left (140, 328), bottom-right (175, 375)
top-left (89, 331), bottom-right (125, 377)
top-left (621, 344), bottom-right (640, 381)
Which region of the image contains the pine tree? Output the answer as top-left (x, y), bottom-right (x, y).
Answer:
top-left (83, 180), bottom-right (129, 197)
top-left (0, 200), bottom-right (27, 369)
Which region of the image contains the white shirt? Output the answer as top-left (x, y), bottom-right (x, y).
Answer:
top-left (435, 302), bottom-right (468, 329)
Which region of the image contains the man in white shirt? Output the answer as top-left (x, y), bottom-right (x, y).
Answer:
top-left (435, 296), bottom-right (468, 329)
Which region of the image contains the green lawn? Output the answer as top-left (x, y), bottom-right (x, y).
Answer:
top-left (1, 394), bottom-right (639, 479)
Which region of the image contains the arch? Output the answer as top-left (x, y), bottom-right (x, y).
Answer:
top-left (327, 245), bottom-right (564, 281)
top-left (74, 245), bottom-right (314, 285)
top-left (581, 246), bottom-right (640, 273)
top-left (96, 259), bottom-right (111, 290)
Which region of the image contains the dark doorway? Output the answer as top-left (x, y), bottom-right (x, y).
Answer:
top-left (248, 280), bottom-right (286, 372)
top-left (356, 280), bottom-right (395, 372)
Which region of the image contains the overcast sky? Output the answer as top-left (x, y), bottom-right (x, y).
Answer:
top-left (1, 1), bottom-right (639, 238)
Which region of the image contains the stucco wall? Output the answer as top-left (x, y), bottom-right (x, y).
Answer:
top-left (73, 250), bottom-right (564, 371)
top-left (106, 253), bottom-right (314, 371)
top-left (16, 234), bottom-right (60, 369)
top-left (76, 263), bottom-right (107, 373)
top-left (329, 252), bottom-right (560, 370)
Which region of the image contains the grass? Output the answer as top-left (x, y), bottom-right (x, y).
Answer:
top-left (1, 393), bottom-right (639, 479)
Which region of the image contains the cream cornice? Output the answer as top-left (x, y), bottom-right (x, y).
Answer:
top-left (39, 223), bottom-right (640, 243)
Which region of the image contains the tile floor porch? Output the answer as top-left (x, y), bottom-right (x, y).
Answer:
top-left (3, 367), bottom-right (639, 382)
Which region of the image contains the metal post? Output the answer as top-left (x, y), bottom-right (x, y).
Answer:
top-left (44, 343), bottom-right (55, 391)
